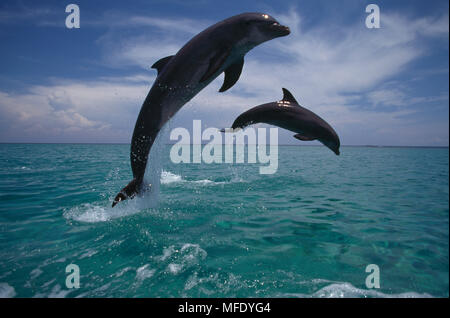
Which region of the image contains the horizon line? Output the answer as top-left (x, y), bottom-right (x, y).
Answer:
top-left (0, 142), bottom-right (448, 148)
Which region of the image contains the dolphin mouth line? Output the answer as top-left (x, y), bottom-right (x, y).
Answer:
top-left (270, 23), bottom-right (290, 36)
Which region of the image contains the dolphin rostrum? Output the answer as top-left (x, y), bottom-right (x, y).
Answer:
top-left (224, 88), bottom-right (341, 155)
top-left (112, 13), bottom-right (290, 207)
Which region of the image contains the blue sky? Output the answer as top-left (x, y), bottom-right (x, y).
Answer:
top-left (0, 0), bottom-right (448, 146)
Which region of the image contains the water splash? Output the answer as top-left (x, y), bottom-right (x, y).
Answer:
top-left (64, 121), bottom-right (173, 223)
top-left (160, 170), bottom-right (218, 185)
top-left (139, 120), bottom-right (172, 209)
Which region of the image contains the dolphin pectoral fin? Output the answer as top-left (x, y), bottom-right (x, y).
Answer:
top-left (219, 58), bottom-right (244, 92)
top-left (282, 88), bottom-right (299, 105)
top-left (293, 133), bottom-right (316, 141)
top-left (200, 47), bottom-right (232, 83)
top-left (151, 55), bottom-right (174, 74)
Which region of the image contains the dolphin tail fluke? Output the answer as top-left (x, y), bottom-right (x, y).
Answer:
top-left (112, 177), bottom-right (144, 207)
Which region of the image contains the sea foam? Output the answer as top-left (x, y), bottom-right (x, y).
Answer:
top-left (283, 282), bottom-right (433, 298)
top-left (0, 283), bottom-right (16, 298)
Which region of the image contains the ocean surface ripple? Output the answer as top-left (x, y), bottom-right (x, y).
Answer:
top-left (0, 144), bottom-right (448, 297)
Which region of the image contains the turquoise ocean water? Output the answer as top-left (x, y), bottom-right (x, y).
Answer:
top-left (0, 143), bottom-right (448, 297)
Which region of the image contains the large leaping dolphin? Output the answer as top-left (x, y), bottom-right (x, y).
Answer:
top-left (224, 88), bottom-right (341, 155)
top-left (112, 13), bottom-right (290, 207)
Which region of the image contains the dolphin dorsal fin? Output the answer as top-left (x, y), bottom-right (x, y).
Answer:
top-left (281, 88), bottom-right (298, 105)
top-left (151, 55), bottom-right (174, 74)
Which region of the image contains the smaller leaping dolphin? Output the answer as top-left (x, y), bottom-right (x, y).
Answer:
top-left (224, 88), bottom-right (341, 155)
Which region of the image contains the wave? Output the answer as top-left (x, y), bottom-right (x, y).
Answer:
top-left (12, 166), bottom-right (56, 172)
top-left (161, 170), bottom-right (214, 185)
top-left (0, 283), bottom-right (16, 298)
top-left (135, 265), bottom-right (156, 283)
top-left (160, 170), bottom-right (230, 185)
top-left (14, 166), bottom-right (30, 171)
top-left (160, 170), bottom-right (184, 184)
top-left (160, 243), bottom-right (208, 276)
top-left (63, 194), bottom-right (156, 223)
top-left (281, 282), bottom-right (433, 298)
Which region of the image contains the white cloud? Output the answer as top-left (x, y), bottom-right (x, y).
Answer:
top-left (110, 40), bottom-right (182, 69)
top-left (368, 89), bottom-right (407, 107)
top-left (173, 9), bottom-right (448, 146)
top-left (126, 16), bottom-right (208, 35)
top-left (0, 6), bottom-right (58, 24)
top-left (0, 76), bottom-right (152, 143)
top-left (0, 9), bottom-right (448, 146)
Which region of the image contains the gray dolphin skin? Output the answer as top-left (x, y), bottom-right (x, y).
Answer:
top-left (226, 88), bottom-right (341, 155)
top-left (112, 13), bottom-right (290, 207)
